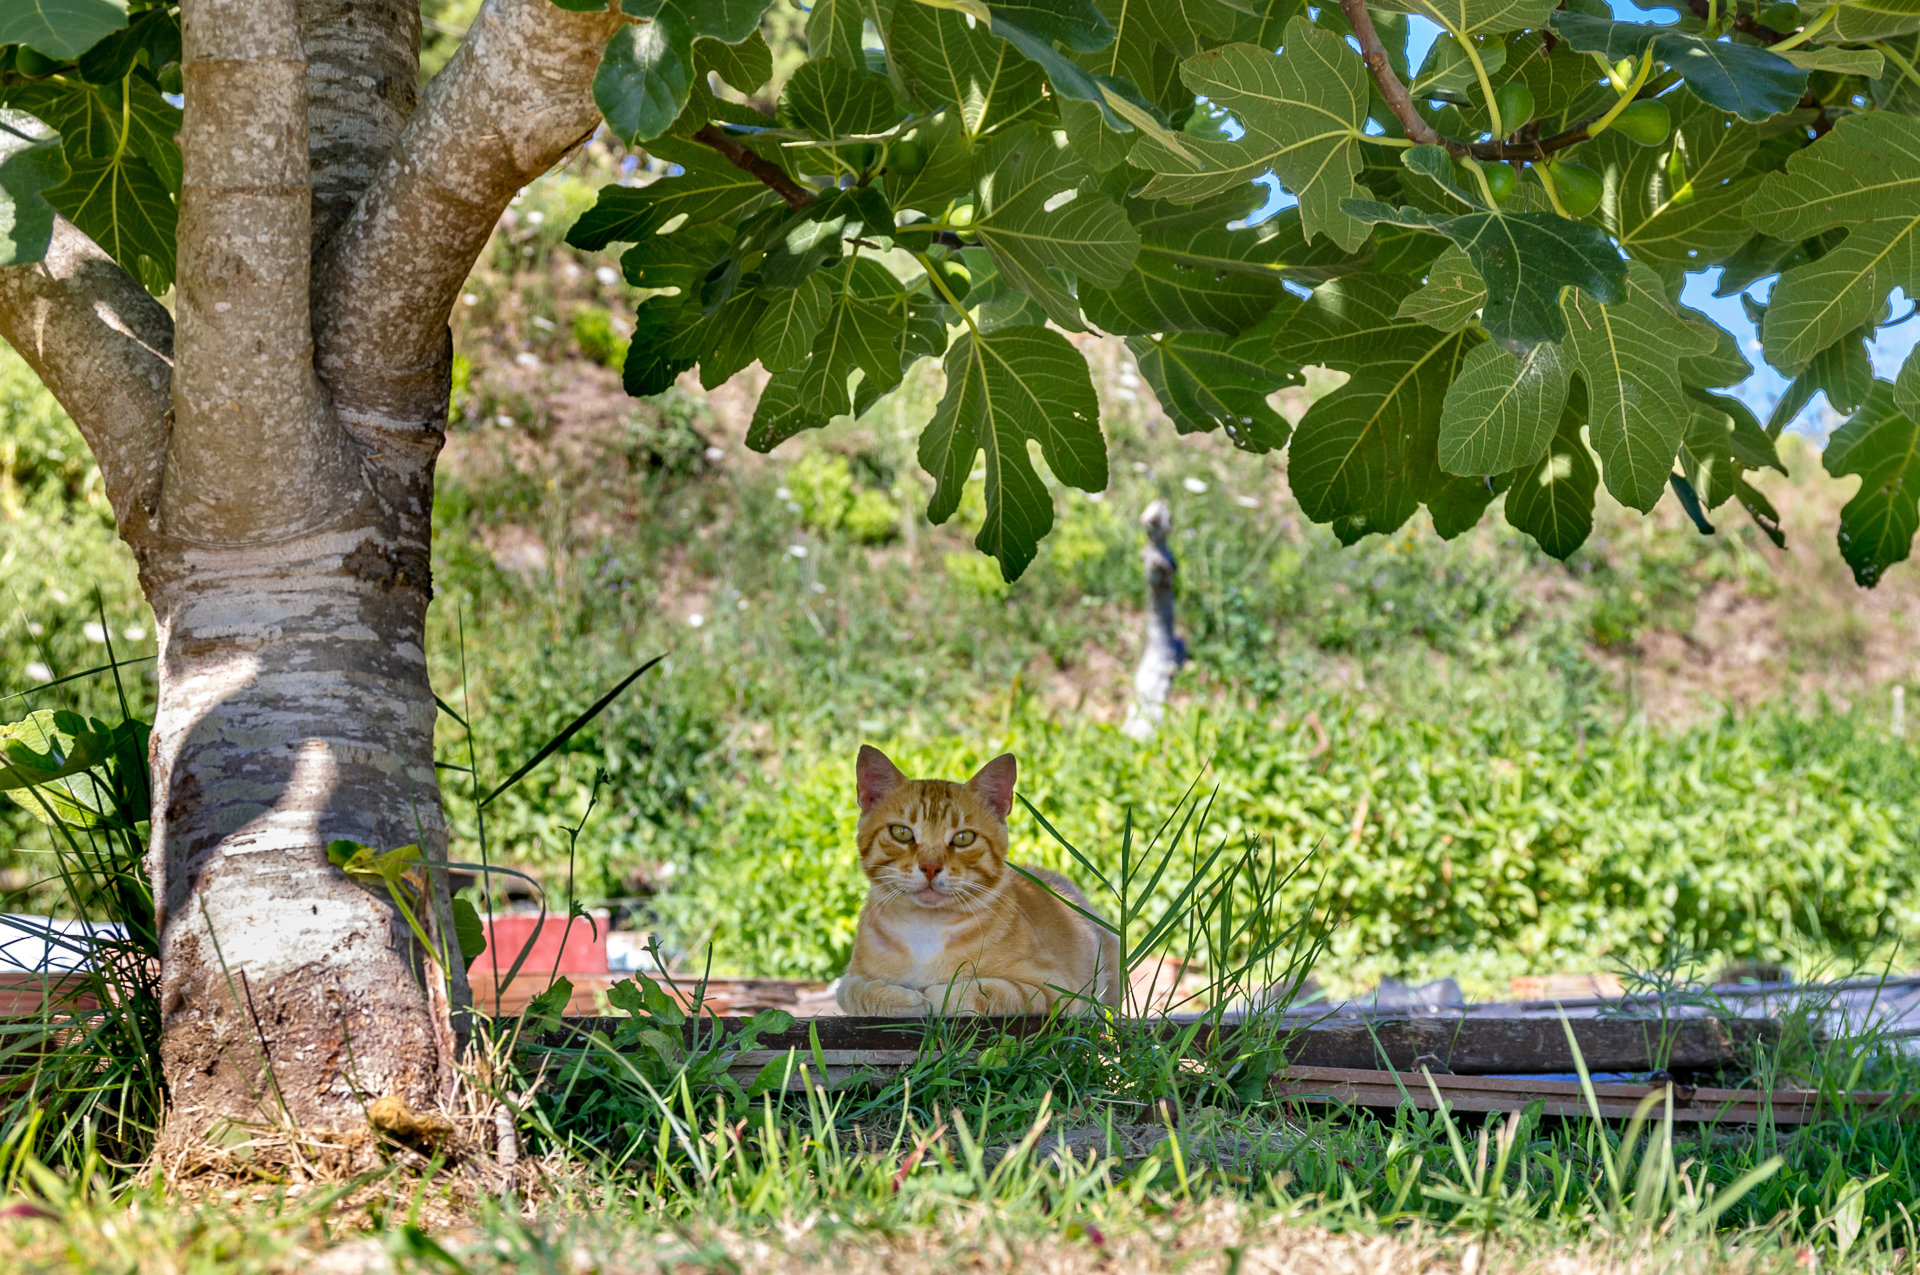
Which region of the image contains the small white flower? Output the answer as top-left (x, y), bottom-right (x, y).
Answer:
top-left (1117, 372), bottom-right (1140, 389)
top-left (462, 293), bottom-right (479, 307)
top-left (530, 315), bottom-right (555, 332)
top-left (123, 626), bottom-right (147, 641)
top-left (48, 588), bottom-right (70, 604)
top-left (1114, 389), bottom-right (1137, 403)
top-left (736, 598), bottom-right (749, 610)
top-left (514, 351), bottom-right (541, 369)
top-left (25, 622), bottom-right (43, 637)
top-left (525, 210), bottom-right (546, 225)
top-left (1234, 495), bottom-right (1260, 509)
top-left (595, 266), bottom-right (621, 288)
top-left (787, 544), bottom-right (808, 559)
top-left (775, 487), bottom-right (791, 500)
top-left (24, 663), bottom-right (52, 683)
top-left (703, 447), bottom-right (726, 463)
top-left (82, 622), bottom-right (107, 643)
top-left (688, 613), bottom-right (704, 628)
top-left (1182, 477), bottom-right (1209, 494)
top-left (494, 414), bottom-right (515, 428)
top-left (1084, 491), bottom-right (1105, 503)
top-left (810, 582), bottom-right (827, 594)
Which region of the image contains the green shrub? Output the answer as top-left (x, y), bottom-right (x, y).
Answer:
top-left (784, 451), bottom-right (898, 543)
top-left (572, 307), bottom-right (629, 369)
top-left (658, 699), bottom-right (1920, 992)
top-left (842, 489), bottom-right (899, 544)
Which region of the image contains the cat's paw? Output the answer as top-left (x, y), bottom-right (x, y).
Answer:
top-left (969, 978), bottom-right (1048, 1016)
top-left (837, 978), bottom-right (931, 1017)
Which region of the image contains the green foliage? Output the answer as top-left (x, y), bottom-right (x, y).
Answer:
top-left (527, 0), bottom-right (1920, 587)
top-left (572, 306), bottom-right (630, 369)
top-left (0, 3), bottom-right (180, 291)
top-left (658, 693), bottom-right (1920, 990)
top-left (0, 687), bottom-right (163, 1175)
top-left (785, 451), bottom-right (899, 544)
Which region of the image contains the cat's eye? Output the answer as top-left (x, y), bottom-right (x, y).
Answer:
top-left (888, 824), bottom-right (915, 843)
top-left (951, 830), bottom-right (977, 848)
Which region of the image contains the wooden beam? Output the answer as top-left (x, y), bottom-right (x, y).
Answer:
top-left (544, 1013), bottom-right (1777, 1077)
top-left (1270, 1066), bottom-right (1902, 1126)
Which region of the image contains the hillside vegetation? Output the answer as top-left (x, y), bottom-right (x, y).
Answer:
top-left (4, 153), bottom-right (1916, 996)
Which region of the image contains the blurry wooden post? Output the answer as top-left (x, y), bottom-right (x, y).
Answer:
top-left (1122, 500), bottom-right (1187, 741)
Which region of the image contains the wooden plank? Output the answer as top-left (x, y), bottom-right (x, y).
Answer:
top-left (546, 1013), bottom-right (1775, 1077)
top-left (1269, 1066), bottom-right (1898, 1127)
top-left (0, 972), bottom-right (98, 1017)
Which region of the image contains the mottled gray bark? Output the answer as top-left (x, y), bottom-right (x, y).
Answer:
top-left (0, 217), bottom-right (174, 533)
top-left (300, 0), bottom-right (421, 251)
top-left (315, 0), bottom-right (618, 448)
top-left (0, 0), bottom-right (617, 1151)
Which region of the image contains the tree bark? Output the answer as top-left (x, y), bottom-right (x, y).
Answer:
top-left (0, 0), bottom-right (608, 1157)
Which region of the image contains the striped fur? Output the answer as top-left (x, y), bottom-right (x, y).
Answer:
top-left (835, 747), bottom-right (1121, 1017)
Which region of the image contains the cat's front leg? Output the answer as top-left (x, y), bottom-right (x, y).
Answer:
top-left (836, 974), bottom-right (932, 1017)
top-left (964, 978), bottom-right (1052, 1016)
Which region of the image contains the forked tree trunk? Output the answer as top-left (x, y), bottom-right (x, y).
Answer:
top-left (0, 0), bottom-right (617, 1151)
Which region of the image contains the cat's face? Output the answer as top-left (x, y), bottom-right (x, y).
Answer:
top-left (853, 747), bottom-right (1016, 911)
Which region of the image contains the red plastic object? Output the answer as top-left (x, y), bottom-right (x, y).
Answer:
top-left (473, 913), bottom-right (609, 978)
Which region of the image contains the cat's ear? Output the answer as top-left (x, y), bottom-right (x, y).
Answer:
top-left (966, 753), bottom-right (1018, 821)
top-left (856, 745), bottom-right (906, 813)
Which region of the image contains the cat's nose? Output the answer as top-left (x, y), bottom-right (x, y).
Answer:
top-left (918, 863), bottom-right (941, 883)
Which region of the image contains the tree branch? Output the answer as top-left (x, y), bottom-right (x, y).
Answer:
top-left (693, 124), bottom-right (815, 209)
top-left (1339, 0), bottom-right (1446, 148)
top-left (1337, 0), bottom-right (1653, 164)
top-left (170, 0), bottom-right (356, 544)
top-left (313, 0), bottom-right (621, 454)
top-left (0, 217), bottom-right (175, 536)
top-left (300, 0), bottom-right (422, 251)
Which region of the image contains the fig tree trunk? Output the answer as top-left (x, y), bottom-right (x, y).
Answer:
top-left (0, 0), bottom-right (618, 1150)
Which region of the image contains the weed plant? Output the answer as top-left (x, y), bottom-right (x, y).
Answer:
top-left (0, 641), bottom-right (161, 1174)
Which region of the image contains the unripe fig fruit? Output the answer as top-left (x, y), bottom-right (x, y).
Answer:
top-left (1548, 161), bottom-right (1603, 218)
top-left (1482, 162), bottom-right (1519, 204)
top-left (1612, 99), bottom-right (1671, 146)
top-left (945, 201), bottom-right (974, 228)
top-left (889, 138), bottom-right (926, 175)
top-left (929, 256), bottom-right (971, 301)
top-left (15, 47), bottom-right (62, 77)
top-left (1494, 82), bottom-right (1536, 131)
top-left (1759, 2), bottom-right (1802, 31)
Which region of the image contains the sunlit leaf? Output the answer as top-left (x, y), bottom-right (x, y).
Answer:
top-left (0, 111), bottom-right (67, 267)
top-left (1559, 262), bottom-right (1713, 513)
top-left (1132, 22), bottom-right (1371, 251)
top-left (920, 324), bottom-right (1107, 579)
top-left (0, 0), bottom-right (126, 59)
top-left (1503, 397), bottom-right (1599, 559)
top-left (1748, 113), bottom-right (1920, 374)
top-left (968, 127), bottom-right (1138, 329)
top-left (1395, 246), bottom-right (1486, 332)
top-left (1437, 339), bottom-right (1572, 476)
top-left (1823, 370), bottom-right (1920, 586)
top-left (891, 2), bottom-right (1045, 137)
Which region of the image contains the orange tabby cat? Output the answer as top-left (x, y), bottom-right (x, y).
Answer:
top-left (836, 746), bottom-right (1122, 1016)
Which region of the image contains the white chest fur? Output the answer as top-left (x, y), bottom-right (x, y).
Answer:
top-left (891, 914), bottom-right (966, 985)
